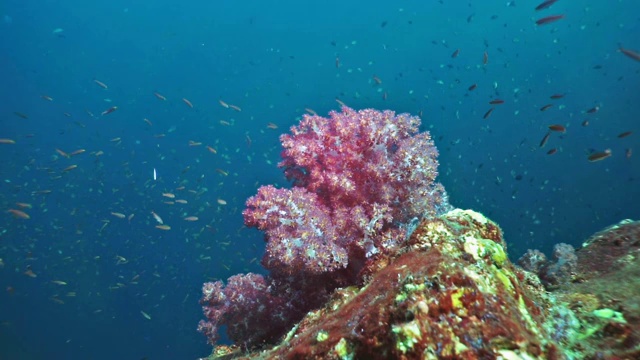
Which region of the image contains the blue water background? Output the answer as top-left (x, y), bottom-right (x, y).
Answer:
top-left (0, 0), bottom-right (638, 359)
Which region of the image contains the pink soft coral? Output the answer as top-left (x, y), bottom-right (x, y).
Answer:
top-left (199, 107), bottom-right (450, 347)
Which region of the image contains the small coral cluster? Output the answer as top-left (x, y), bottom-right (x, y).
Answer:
top-left (518, 243), bottom-right (578, 288)
top-left (198, 107), bottom-right (450, 347)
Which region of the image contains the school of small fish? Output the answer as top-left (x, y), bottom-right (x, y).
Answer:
top-left (0, 1), bottom-right (636, 348)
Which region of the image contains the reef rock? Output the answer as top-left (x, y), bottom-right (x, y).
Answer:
top-left (203, 214), bottom-right (640, 360)
top-left (206, 209), bottom-right (562, 359)
top-left (552, 219), bottom-right (640, 359)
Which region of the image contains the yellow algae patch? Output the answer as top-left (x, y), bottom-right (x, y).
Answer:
top-left (392, 321), bottom-right (422, 354)
top-left (316, 330), bottom-right (329, 342)
top-left (463, 236), bottom-right (507, 267)
top-left (333, 337), bottom-right (354, 360)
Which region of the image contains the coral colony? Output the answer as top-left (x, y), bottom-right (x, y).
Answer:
top-left (198, 107), bottom-right (640, 359)
top-left (198, 107), bottom-right (451, 347)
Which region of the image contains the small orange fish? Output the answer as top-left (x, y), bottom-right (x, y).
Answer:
top-left (218, 99), bottom-right (229, 108)
top-left (154, 92), bottom-right (167, 101)
top-left (548, 124), bottom-right (566, 133)
top-left (188, 140), bottom-right (202, 147)
top-left (155, 224), bottom-right (171, 231)
top-left (266, 122), bottom-right (278, 129)
top-left (535, 0), bottom-right (559, 11)
top-left (70, 149), bottom-right (86, 156)
top-left (111, 212), bottom-right (126, 219)
top-left (482, 51), bottom-right (488, 65)
top-left (15, 202), bottom-right (32, 209)
top-left (588, 149), bottom-right (612, 162)
top-left (162, 193), bottom-right (176, 199)
top-left (539, 104), bottom-right (553, 112)
top-left (8, 209), bottom-right (30, 219)
top-left (483, 108), bottom-right (494, 119)
top-left (184, 216), bottom-right (199, 222)
top-left (41, 95), bottom-right (53, 101)
top-left (619, 45), bottom-right (640, 62)
top-left (62, 165), bottom-right (78, 172)
top-left (536, 14), bottom-right (564, 26)
top-left (229, 104), bottom-right (242, 112)
top-left (0, 139), bottom-right (16, 144)
top-left (617, 131), bottom-right (633, 139)
top-left (182, 98), bottom-right (193, 108)
top-left (305, 108), bottom-right (317, 115)
top-left (217, 198), bottom-right (227, 205)
top-left (539, 132), bottom-right (551, 148)
top-left (143, 118), bottom-right (153, 126)
top-left (547, 148), bottom-right (557, 155)
top-left (175, 199), bottom-right (188, 204)
top-left (372, 75), bottom-right (382, 85)
top-left (216, 168), bottom-right (228, 176)
top-left (206, 146), bottom-right (217, 154)
top-left (335, 56), bottom-right (340, 68)
top-left (335, 99), bottom-right (347, 107)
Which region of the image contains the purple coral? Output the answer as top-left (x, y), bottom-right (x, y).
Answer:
top-left (197, 273), bottom-right (292, 346)
top-left (246, 107), bottom-right (450, 274)
top-left (199, 107), bottom-right (450, 347)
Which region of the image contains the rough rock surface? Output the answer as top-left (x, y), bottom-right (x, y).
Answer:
top-left (201, 214), bottom-right (640, 360)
